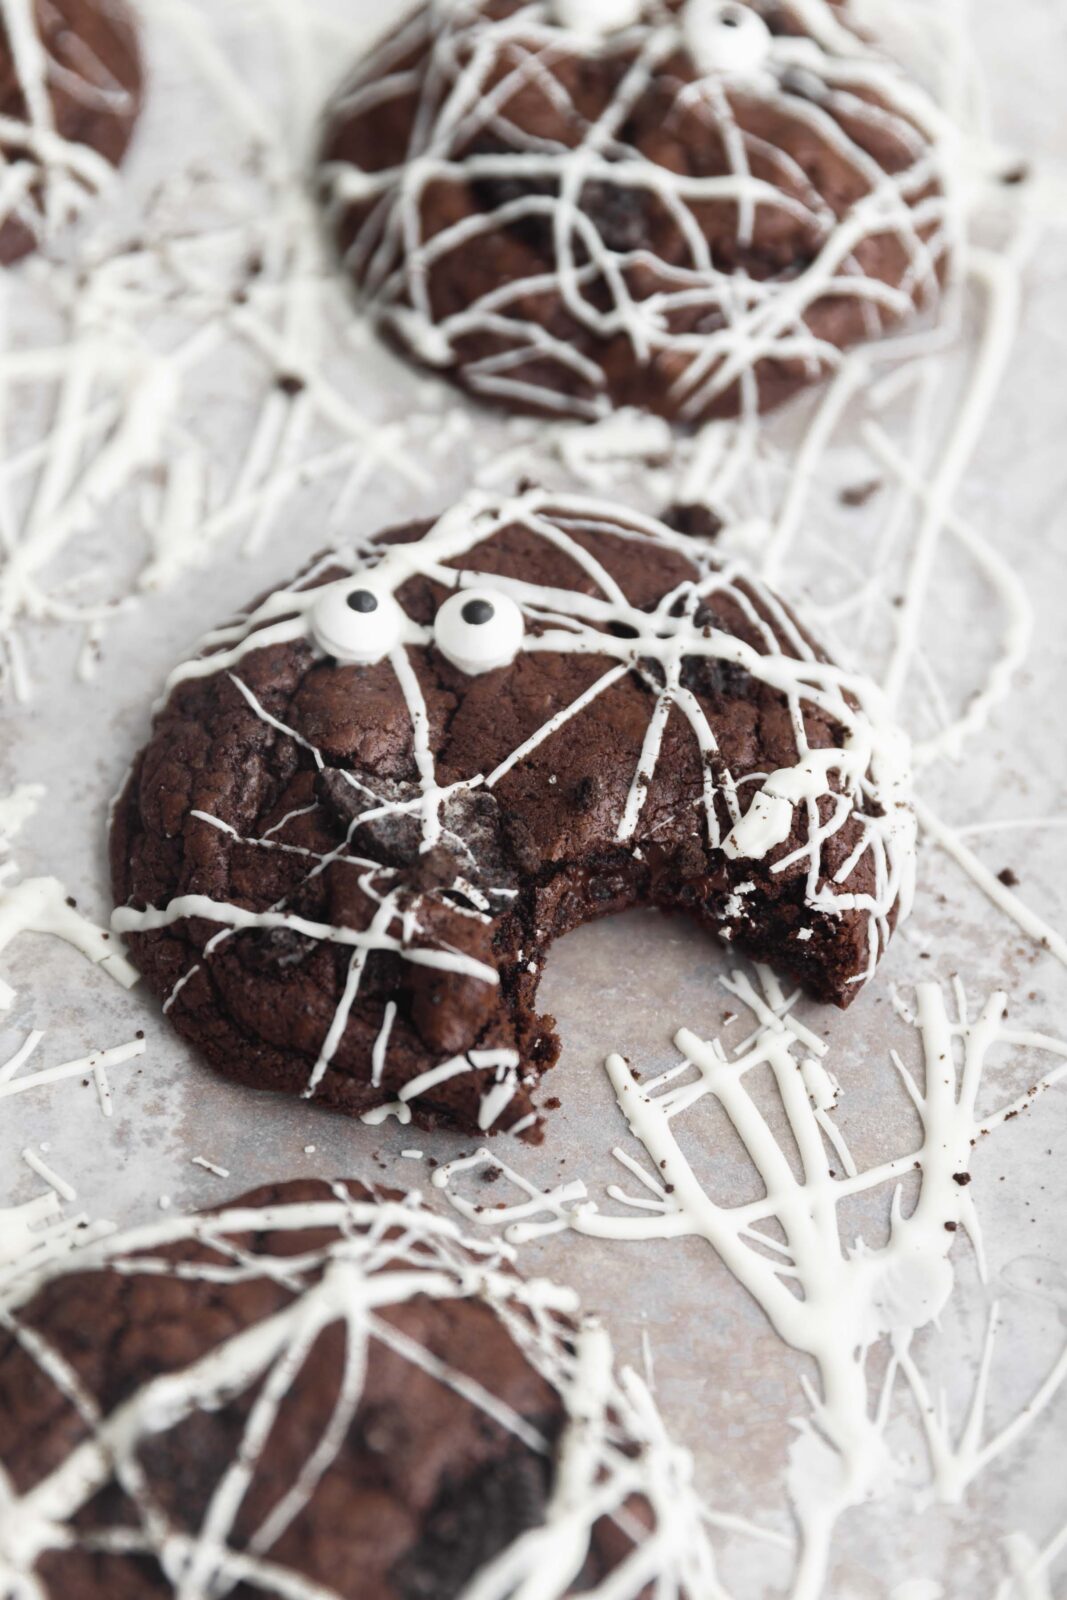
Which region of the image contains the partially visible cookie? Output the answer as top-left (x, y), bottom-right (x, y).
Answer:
top-left (111, 488), bottom-right (915, 1139)
top-left (317, 0), bottom-right (952, 421)
top-left (0, 1178), bottom-right (710, 1598)
top-left (0, 0), bottom-right (143, 263)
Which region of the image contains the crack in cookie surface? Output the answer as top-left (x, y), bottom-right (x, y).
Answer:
top-left (110, 488), bottom-right (915, 1138)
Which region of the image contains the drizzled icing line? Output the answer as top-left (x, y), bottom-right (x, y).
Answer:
top-left (0, 784), bottom-right (138, 1010)
top-left (113, 486), bottom-right (915, 1130)
top-left (0, 0), bottom-right (1033, 784)
top-left (0, 1031), bottom-right (145, 1115)
top-left (0, 876), bottom-right (139, 1008)
top-left (0, 2), bottom-right (440, 703)
top-left (433, 963), bottom-right (1067, 1598)
top-left (0, 0), bottom-right (132, 253)
top-left (0, 1185), bottom-right (719, 1599)
top-left (320, 0), bottom-right (959, 420)
top-left (0, 1148), bottom-right (114, 1315)
top-left (0, 1190), bottom-right (115, 1298)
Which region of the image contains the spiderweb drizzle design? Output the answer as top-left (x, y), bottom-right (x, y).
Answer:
top-left (112, 488), bottom-right (915, 1132)
top-left (320, 0), bottom-right (957, 422)
top-left (0, 1184), bottom-right (718, 1599)
top-left (0, 0), bottom-right (1029, 774)
top-left (0, 1), bottom-right (440, 704)
top-left (0, 0), bottom-right (135, 254)
top-left (0, 2), bottom-right (1062, 1593)
top-left (434, 967), bottom-right (1067, 1599)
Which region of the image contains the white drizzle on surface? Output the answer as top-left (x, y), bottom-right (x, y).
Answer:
top-left (112, 487), bottom-right (915, 1131)
top-left (0, 0), bottom-right (1039, 809)
top-left (0, 779), bottom-right (146, 1292)
top-left (434, 964), bottom-right (1067, 1598)
top-left (0, 2), bottom-right (1061, 1594)
top-left (0, 1190), bottom-right (114, 1297)
top-left (0, 2), bottom-right (440, 703)
top-left (0, 1031), bottom-right (145, 1111)
top-left (0, 783), bottom-right (138, 1008)
top-left (0, 874), bottom-right (138, 1006)
top-left (0, 1185), bottom-right (718, 1599)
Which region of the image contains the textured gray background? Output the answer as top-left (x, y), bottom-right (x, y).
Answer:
top-left (1, 3), bottom-right (1066, 1596)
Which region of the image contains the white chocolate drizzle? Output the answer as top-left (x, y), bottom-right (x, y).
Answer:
top-left (0, 0), bottom-right (1040, 812)
top-left (112, 487), bottom-right (915, 1130)
top-left (0, 3), bottom-right (1061, 1592)
top-left (0, 3), bottom-right (441, 702)
top-left (0, 1185), bottom-right (718, 1599)
top-left (434, 963), bottom-right (1067, 1597)
top-left (0, 782), bottom-right (138, 1008)
top-left (0, 1190), bottom-right (114, 1298)
top-left (0, 0), bottom-right (132, 256)
top-left (320, 0), bottom-right (957, 422)
top-left (0, 1030), bottom-right (144, 1114)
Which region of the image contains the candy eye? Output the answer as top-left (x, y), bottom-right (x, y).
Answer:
top-left (311, 580), bottom-right (405, 665)
top-left (433, 589), bottom-right (525, 676)
top-left (683, 0), bottom-right (772, 74)
top-left (553, 0), bottom-right (644, 36)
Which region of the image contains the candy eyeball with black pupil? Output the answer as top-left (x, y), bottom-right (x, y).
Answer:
top-left (683, 0), bottom-right (772, 74)
top-left (311, 579), bottom-right (405, 665)
top-left (434, 589), bottom-right (525, 676)
top-left (553, 0), bottom-right (644, 37)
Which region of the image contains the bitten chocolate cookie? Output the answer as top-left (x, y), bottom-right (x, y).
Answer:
top-left (317, 0), bottom-right (951, 422)
top-left (0, 1179), bottom-right (711, 1599)
top-left (111, 489), bottom-right (915, 1138)
top-left (0, 0), bottom-right (143, 264)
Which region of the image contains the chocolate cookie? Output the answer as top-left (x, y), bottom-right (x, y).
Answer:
top-left (111, 489), bottom-right (915, 1138)
top-left (0, 1179), bottom-right (711, 1598)
top-left (0, 0), bottom-right (143, 264)
top-left (317, 0), bottom-right (951, 422)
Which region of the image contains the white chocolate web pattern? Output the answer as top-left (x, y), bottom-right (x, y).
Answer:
top-left (434, 968), bottom-right (1067, 1599)
top-left (0, 2), bottom-right (1065, 1595)
top-left (112, 488), bottom-right (916, 1134)
top-left (0, 1184), bottom-right (718, 1599)
top-left (319, 0), bottom-right (957, 421)
top-left (0, 0), bottom-right (136, 256)
top-left (0, 3), bottom-right (443, 705)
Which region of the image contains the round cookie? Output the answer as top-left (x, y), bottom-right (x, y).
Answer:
top-left (111, 489), bottom-right (915, 1138)
top-left (317, 0), bottom-right (953, 422)
top-left (0, 0), bottom-right (143, 264)
top-left (0, 1179), bottom-right (712, 1598)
